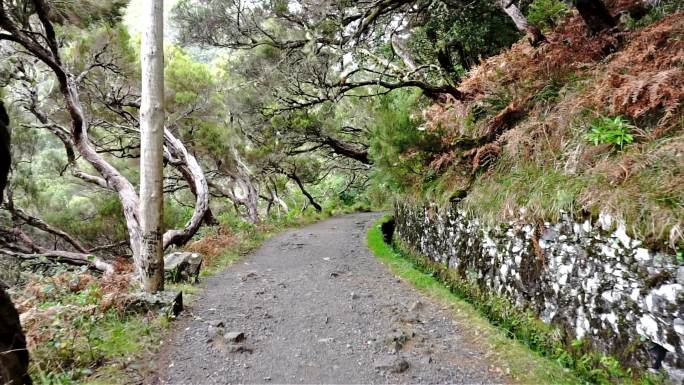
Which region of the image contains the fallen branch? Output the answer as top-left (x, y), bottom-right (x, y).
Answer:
top-left (0, 248), bottom-right (114, 274)
top-left (0, 227), bottom-right (114, 274)
top-left (5, 204), bottom-right (88, 253)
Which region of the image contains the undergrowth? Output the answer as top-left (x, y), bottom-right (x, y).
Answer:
top-left (367, 216), bottom-right (667, 385)
top-left (14, 268), bottom-right (167, 385)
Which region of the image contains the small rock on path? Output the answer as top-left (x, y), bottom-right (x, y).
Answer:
top-left (152, 212), bottom-right (506, 384)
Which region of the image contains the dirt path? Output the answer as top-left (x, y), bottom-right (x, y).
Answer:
top-left (153, 212), bottom-right (506, 384)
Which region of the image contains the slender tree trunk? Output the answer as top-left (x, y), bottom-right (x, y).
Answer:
top-left (139, 0), bottom-right (165, 293)
top-left (162, 129), bottom-right (210, 247)
top-left (263, 194), bottom-right (274, 216)
top-left (0, 101), bottom-right (8, 201)
top-left (288, 173), bottom-right (322, 212)
top-left (0, 99), bottom-right (31, 385)
top-left (498, 0), bottom-right (545, 46)
top-left (573, 0), bottom-right (615, 34)
top-left (269, 178), bottom-right (289, 214)
top-left (245, 180), bottom-right (259, 224)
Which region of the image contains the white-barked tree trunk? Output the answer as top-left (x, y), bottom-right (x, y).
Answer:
top-left (139, 0), bottom-right (165, 293)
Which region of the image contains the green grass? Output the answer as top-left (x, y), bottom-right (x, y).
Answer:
top-left (461, 163), bottom-right (590, 226)
top-left (367, 216), bottom-right (666, 385)
top-left (30, 308), bottom-right (171, 385)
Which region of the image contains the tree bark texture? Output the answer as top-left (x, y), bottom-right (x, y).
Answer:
top-left (289, 173), bottom-right (322, 212)
top-left (162, 129), bottom-right (211, 245)
top-left (0, 99), bottom-right (32, 385)
top-left (498, 0), bottom-right (545, 46)
top-left (139, 0), bottom-right (165, 293)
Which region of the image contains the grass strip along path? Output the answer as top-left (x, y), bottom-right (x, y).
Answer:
top-left (367, 215), bottom-right (584, 385)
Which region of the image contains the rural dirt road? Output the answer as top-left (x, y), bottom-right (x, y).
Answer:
top-left (153, 212), bottom-right (506, 384)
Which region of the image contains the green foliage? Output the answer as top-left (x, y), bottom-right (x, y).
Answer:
top-left (165, 47), bottom-right (215, 106)
top-left (217, 211), bottom-right (257, 233)
top-left (31, 309), bottom-right (169, 385)
top-left (272, 0), bottom-right (289, 14)
top-left (164, 200), bottom-right (194, 231)
top-left (526, 0), bottom-right (570, 30)
top-left (369, 89), bottom-right (440, 193)
top-left (586, 116), bottom-right (635, 147)
top-left (409, 0), bottom-right (521, 77)
top-left (42, 194), bottom-right (128, 247)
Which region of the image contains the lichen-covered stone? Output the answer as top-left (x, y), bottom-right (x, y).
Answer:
top-left (164, 252), bottom-right (203, 283)
top-left (124, 290), bottom-right (183, 316)
top-left (394, 200), bottom-right (684, 381)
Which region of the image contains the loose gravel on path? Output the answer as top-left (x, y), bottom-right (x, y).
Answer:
top-left (153, 212), bottom-right (507, 384)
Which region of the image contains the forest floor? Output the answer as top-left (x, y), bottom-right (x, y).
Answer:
top-left (149, 212), bottom-right (509, 384)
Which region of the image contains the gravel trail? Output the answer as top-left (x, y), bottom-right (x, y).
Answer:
top-left (153, 212), bottom-right (506, 384)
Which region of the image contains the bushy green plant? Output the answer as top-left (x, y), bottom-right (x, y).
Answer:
top-left (217, 211), bottom-right (257, 232)
top-left (586, 116), bottom-right (635, 147)
top-left (527, 0), bottom-right (570, 30)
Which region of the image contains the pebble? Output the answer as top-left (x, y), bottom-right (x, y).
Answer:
top-left (409, 300), bottom-right (423, 312)
top-left (212, 320), bottom-right (225, 328)
top-left (224, 332), bottom-right (245, 343)
top-left (162, 215), bottom-right (505, 384)
top-left (374, 356), bottom-right (410, 373)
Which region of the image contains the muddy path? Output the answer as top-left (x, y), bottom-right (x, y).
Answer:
top-left (152, 212), bottom-right (506, 384)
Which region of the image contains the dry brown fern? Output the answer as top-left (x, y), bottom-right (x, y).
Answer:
top-left (428, 152), bottom-right (457, 172)
top-left (466, 143), bottom-right (502, 174)
top-left (591, 13), bottom-right (684, 129)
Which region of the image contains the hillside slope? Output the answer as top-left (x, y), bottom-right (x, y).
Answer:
top-left (401, 9), bottom-right (683, 251)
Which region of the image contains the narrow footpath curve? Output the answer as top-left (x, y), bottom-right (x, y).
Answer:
top-left (153, 212), bottom-right (506, 384)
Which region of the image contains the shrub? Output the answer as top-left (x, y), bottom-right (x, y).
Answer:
top-left (586, 116), bottom-right (635, 148)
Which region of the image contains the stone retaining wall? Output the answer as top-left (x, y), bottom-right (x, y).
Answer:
top-left (393, 200), bottom-right (684, 381)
